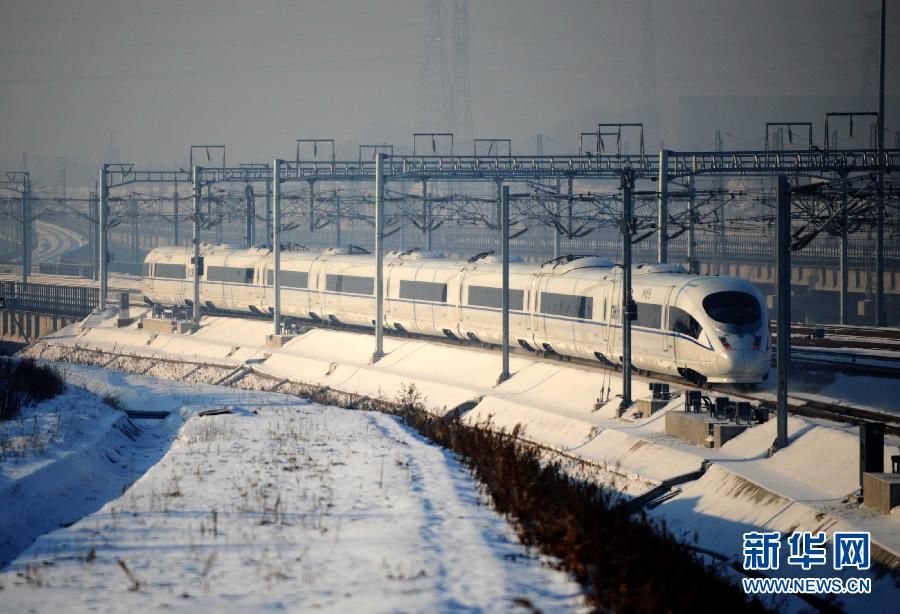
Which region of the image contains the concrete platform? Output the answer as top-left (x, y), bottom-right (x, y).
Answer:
top-left (141, 318), bottom-right (194, 334)
top-left (665, 411), bottom-right (751, 448)
top-left (863, 473), bottom-right (900, 515)
top-left (635, 398), bottom-right (668, 419)
top-left (266, 334), bottom-right (295, 349)
top-left (141, 318), bottom-right (175, 334)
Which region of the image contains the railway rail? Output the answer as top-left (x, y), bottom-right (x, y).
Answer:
top-left (4, 274), bottom-right (898, 430)
top-left (147, 305), bottom-right (900, 437)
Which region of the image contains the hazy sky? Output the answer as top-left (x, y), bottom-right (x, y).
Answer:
top-left (0, 0), bottom-right (895, 184)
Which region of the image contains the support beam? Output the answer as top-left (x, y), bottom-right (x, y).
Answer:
top-left (687, 156), bottom-right (697, 274)
top-left (90, 190), bottom-right (98, 281)
top-left (129, 198), bottom-right (139, 263)
top-left (21, 179), bottom-right (30, 284)
top-left (244, 183), bottom-right (255, 248)
top-left (495, 178), bottom-right (503, 233)
top-left (499, 185), bottom-right (511, 383)
top-left (265, 177), bottom-right (273, 246)
top-left (213, 185), bottom-right (223, 244)
top-left (840, 170), bottom-right (849, 325)
top-left (191, 167), bottom-right (202, 327)
top-left (620, 170), bottom-right (635, 414)
top-left (566, 175), bottom-right (574, 240)
top-left (307, 180), bottom-right (316, 233)
top-left (876, 0), bottom-right (886, 326)
top-left (774, 175), bottom-right (790, 450)
top-left (876, 179), bottom-right (884, 325)
top-left (173, 182), bottom-right (180, 246)
top-left (421, 179), bottom-right (432, 251)
top-left (400, 189), bottom-right (406, 251)
top-left (335, 192), bottom-right (342, 247)
top-left (657, 149), bottom-right (669, 263)
top-left (273, 159), bottom-right (282, 335)
top-left (99, 166), bottom-right (109, 310)
top-left (494, 179), bottom-right (505, 253)
top-left (553, 177), bottom-right (561, 259)
top-left (374, 154), bottom-right (385, 362)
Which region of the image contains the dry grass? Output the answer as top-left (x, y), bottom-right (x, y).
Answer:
top-left (0, 357), bottom-right (65, 421)
top-left (33, 347), bottom-right (772, 611)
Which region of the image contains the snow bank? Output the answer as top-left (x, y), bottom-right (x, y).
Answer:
top-left (1, 372), bottom-right (584, 612)
top-left (27, 314), bottom-right (900, 582)
top-left (0, 387), bottom-right (162, 568)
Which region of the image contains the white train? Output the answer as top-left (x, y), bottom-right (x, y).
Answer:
top-left (141, 244), bottom-right (770, 384)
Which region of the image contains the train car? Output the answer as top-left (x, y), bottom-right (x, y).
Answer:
top-left (199, 245), bottom-right (269, 313)
top-left (142, 245), bottom-right (193, 306)
top-left (385, 251), bottom-right (461, 337)
top-left (142, 246), bottom-right (770, 384)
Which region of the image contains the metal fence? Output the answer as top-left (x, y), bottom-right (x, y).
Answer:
top-left (38, 262), bottom-right (93, 278)
top-left (0, 281), bottom-right (98, 317)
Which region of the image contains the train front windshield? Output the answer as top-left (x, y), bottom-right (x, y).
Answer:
top-left (702, 291), bottom-right (762, 333)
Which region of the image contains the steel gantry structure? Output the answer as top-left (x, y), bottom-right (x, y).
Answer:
top-left (2, 143), bottom-right (889, 447)
top-left (97, 147), bottom-right (899, 316)
top-left (0, 172), bottom-right (33, 283)
top-left (88, 147), bottom-right (898, 418)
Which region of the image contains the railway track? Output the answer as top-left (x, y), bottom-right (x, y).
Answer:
top-left (5, 274), bottom-right (898, 424)
top-left (788, 323), bottom-right (900, 341)
top-left (156, 307), bottom-right (900, 436)
top-left (789, 347), bottom-right (900, 378)
top-left (750, 396), bottom-right (900, 437)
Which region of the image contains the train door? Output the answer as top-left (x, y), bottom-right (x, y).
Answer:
top-left (530, 273), bottom-right (549, 346)
top-left (602, 276), bottom-right (619, 361)
top-left (309, 257), bottom-right (327, 318)
top-left (144, 263), bottom-right (155, 293)
top-left (452, 268), bottom-right (467, 337)
top-left (598, 280), bottom-right (612, 347)
top-left (255, 263), bottom-right (266, 311)
top-left (661, 286), bottom-right (675, 353)
top-left (383, 260), bottom-right (395, 324)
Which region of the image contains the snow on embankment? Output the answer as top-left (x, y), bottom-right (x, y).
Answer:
top-left (0, 386), bottom-right (151, 568)
top-left (1, 373), bottom-right (583, 612)
top-left (25, 313), bottom-right (900, 576)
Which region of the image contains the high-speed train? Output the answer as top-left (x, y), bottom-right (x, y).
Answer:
top-left (141, 244), bottom-right (770, 384)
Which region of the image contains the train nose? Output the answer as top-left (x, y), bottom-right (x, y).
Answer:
top-left (716, 350), bottom-right (769, 379)
top-left (743, 350), bottom-right (770, 378)
top-left (715, 351), bottom-right (744, 375)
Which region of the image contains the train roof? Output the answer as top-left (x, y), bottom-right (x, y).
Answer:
top-left (142, 246), bottom-right (764, 299)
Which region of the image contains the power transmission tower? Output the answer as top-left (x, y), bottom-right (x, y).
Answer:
top-left (451, 0), bottom-right (473, 141)
top-left (421, 0), bottom-right (452, 129)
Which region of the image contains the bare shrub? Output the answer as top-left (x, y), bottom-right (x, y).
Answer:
top-left (116, 558), bottom-right (141, 591)
top-left (380, 383), bottom-right (768, 613)
top-left (0, 357), bottom-right (65, 421)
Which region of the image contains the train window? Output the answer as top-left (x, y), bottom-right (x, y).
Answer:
top-left (467, 285), bottom-right (524, 310)
top-left (206, 266), bottom-right (254, 284)
top-left (540, 292), bottom-right (593, 319)
top-left (155, 263), bottom-right (186, 279)
top-left (702, 291), bottom-right (760, 325)
top-left (400, 280), bottom-right (448, 302)
top-left (265, 270), bottom-right (308, 289)
top-left (326, 274), bottom-right (374, 295)
top-left (669, 306), bottom-right (702, 339)
top-left (142, 263), bottom-right (152, 277)
top-left (635, 303), bottom-right (662, 328)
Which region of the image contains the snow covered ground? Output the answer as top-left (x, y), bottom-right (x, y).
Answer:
top-left (12, 311), bottom-right (900, 610)
top-left (0, 366), bottom-right (584, 612)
